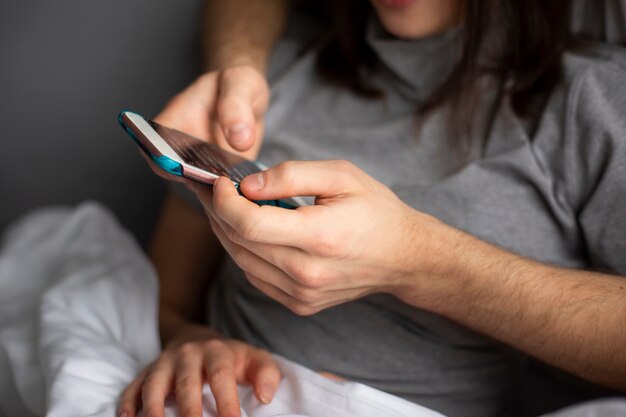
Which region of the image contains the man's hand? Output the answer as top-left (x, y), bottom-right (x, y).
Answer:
top-left (192, 159), bottom-right (626, 392)
top-left (195, 160), bottom-right (436, 315)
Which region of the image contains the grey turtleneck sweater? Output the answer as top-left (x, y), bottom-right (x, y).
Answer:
top-left (206, 19), bottom-right (626, 417)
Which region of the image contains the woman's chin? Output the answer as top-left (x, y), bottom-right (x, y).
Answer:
top-left (378, 16), bottom-right (444, 40)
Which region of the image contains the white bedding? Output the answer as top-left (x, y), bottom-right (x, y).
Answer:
top-left (0, 203), bottom-right (443, 417)
top-left (0, 203), bottom-right (624, 417)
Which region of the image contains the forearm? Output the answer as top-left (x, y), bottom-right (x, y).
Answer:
top-left (150, 191), bottom-right (223, 345)
top-left (202, 0), bottom-right (289, 72)
top-left (400, 219), bottom-right (626, 390)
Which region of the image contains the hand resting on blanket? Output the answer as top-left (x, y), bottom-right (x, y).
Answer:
top-left (118, 325), bottom-right (280, 417)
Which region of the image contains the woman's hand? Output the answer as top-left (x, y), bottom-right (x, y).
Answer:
top-left (117, 328), bottom-right (281, 417)
top-left (195, 160), bottom-right (448, 315)
top-left (155, 65), bottom-right (269, 160)
top-left (140, 65), bottom-right (268, 187)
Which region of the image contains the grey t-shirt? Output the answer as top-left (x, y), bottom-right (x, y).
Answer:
top-left (207, 22), bottom-right (626, 417)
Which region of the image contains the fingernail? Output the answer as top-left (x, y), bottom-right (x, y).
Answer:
top-left (244, 173), bottom-right (265, 191)
top-left (118, 410), bottom-right (128, 417)
top-left (228, 123), bottom-right (250, 146)
top-left (259, 383), bottom-right (274, 404)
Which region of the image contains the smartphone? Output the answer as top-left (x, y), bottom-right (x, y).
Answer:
top-left (118, 110), bottom-right (302, 209)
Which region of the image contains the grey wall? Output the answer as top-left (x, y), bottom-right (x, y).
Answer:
top-left (0, 1), bottom-right (204, 245)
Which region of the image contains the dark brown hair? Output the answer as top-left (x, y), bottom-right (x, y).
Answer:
top-left (314, 0), bottom-right (573, 120)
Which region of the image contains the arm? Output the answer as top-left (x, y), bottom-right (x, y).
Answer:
top-left (156, 0), bottom-right (289, 158)
top-left (203, 0), bottom-right (289, 72)
top-left (397, 223), bottom-right (626, 391)
top-left (149, 191), bottom-right (223, 346)
top-left (198, 160), bottom-right (626, 392)
top-left (201, 0), bottom-right (289, 153)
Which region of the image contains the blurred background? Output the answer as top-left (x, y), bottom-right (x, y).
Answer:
top-left (0, 0), bottom-right (625, 416)
top-left (1, 0), bottom-right (625, 246)
top-left (0, 0), bottom-right (203, 245)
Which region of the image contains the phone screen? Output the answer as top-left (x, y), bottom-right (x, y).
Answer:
top-left (148, 120), bottom-right (262, 183)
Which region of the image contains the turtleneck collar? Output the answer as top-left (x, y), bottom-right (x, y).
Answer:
top-left (366, 15), bottom-right (464, 102)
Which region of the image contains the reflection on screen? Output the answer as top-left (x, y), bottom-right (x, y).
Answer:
top-left (149, 121), bottom-right (261, 182)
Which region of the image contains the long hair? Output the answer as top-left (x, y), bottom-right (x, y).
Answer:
top-left (314, 0), bottom-right (573, 120)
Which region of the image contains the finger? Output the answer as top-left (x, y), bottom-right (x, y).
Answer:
top-left (217, 68), bottom-right (269, 151)
top-left (208, 177), bottom-right (311, 247)
top-left (208, 216), bottom-right (302, 296)
top-left (210, 103), bottom-right (261, 160)
top-left (248, 270), bottom-right (350, 314)
top-left (239, 160), bottom-right (366, 201)
top-left (141, 361), bottom-right (176, 417)
top-left (246, 273), bottom-right (320, 316)
top-left (203, 341), bottom-right (241, 417)
top-left (245, 351), bottom-right (282, 404)
top-left (206, 200), bottom-right (306, 273)
top-left (174, 353), bottom-right (204, 417)
top-left (118, 370), bottom-right (147, 417)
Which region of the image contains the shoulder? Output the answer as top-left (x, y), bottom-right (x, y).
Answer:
top-left (563, 42), bottom-right (626, 77)
top-left (561, 45), bottom-right (626, 273)
top-left (560, 43), bottom-right (626, 117)
top-left (559, 43), bottom-right (626, 163)
top-left (530, 43), bottom-right (626, 210)
top-left (563, 44), bottom-right (626, 208)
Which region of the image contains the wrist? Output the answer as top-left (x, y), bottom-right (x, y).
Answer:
top-left (205, 51), bottom-right (267, 74)
top-left (390, 212), bottom-right (480, 312)
top-left (159, 307), bottom-right (221, 349)
top-left (394, 213), bottom-right (527, 317)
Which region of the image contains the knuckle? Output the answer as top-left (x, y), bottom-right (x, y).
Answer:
top-left (142, 374), bottom-right (163, 391)
top-left (275, 161), bottom-right (297, 189)
top-left (330, 160), bottom-right (361, 188)
top-left (282, 257), bottom-right (300, 280)
top-left (310, 232), bottom-right (340, 257)
top-left (176, 374), bottom-right (197, 392)
top-left (288, 302), bottom-right (316, 317)
top-left (291, 286), bottom-right (318, 304)
top-left (158, 350), bottom-right (175, 363)
top-left (239, 219), bottom-right (261, 242)
top-left (207, 366), bottom-right (232, 385)
top-left (331, 159), bottom-right (356, 175)
top-left (201, 338), bottom-right (228, 353)
top-left (175, 342), bottom-right (197, 357)
top-left (296, 262), bottom-right (326, 288)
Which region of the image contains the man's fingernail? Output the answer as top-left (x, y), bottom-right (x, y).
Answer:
top-left (259, 384), bottom-right (274, 404)
top-left (228, 123), bottom-right (250, 146)
top-left (244, 173), bottom-right (265, 191)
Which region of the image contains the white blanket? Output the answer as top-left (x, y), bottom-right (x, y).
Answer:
top-left (1, 203), bottom-right (624, 417)
top-left (0, 203), bottom-right (443, 417)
